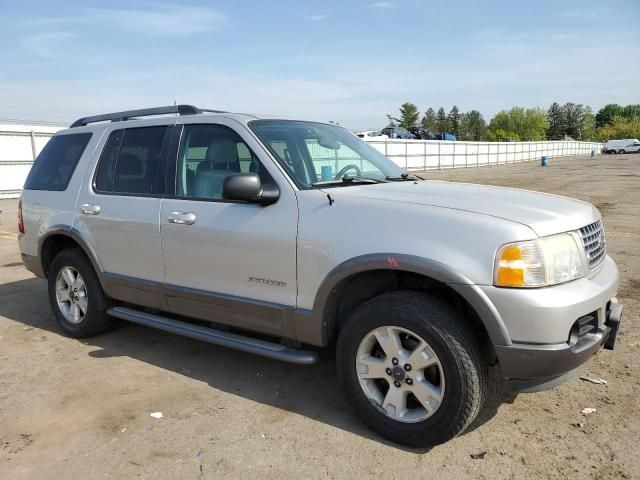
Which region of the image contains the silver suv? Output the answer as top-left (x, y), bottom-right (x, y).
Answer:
top-left (18, 105), bottom-right (623, 447)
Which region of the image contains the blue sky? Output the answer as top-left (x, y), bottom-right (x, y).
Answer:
top-left (0, 0), bottom-right (638, 129)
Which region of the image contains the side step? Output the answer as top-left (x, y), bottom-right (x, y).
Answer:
top-left (107, 307), bottom-right (319, 365)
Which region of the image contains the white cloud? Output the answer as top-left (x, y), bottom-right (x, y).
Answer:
top-left (86, 5), bottom-right (228, 36)
top-left (307, 14), bottom-right (328, 21)
top-left (20, 32), bottom-right (78, 59)
top-left (370, 2), bottom-right (393, 8)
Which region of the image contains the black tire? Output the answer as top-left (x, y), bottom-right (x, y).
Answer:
top-left (337, 290), bottom-right (487, 447)
top-left (48, 248), bottom-right (113, 337)
top-left (618, 150), bottom-right (626, 155)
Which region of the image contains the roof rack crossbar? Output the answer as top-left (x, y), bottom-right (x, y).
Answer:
top-left (70, 105), bottom-right (202, 128)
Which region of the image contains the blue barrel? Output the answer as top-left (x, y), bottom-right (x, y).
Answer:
top-left (540, 156), bottom-right (550, 166)
top-left (591, 149), bottom-right (595, 157)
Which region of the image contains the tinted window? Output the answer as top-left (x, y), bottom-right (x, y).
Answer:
top-left (24, 133), bottom-right (92, 191)
top-left (94, 126), bottom-right (167, 195)
top-left (176, 124), bottom-right (271, 200)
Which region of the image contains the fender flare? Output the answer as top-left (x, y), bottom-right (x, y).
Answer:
top-left (310, 253), bottom-right (512, 347)
top-left (38, 225), bottom-right (104, 278)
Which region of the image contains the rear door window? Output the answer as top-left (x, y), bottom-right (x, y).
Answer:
top-left (23, 133), bottom-right (92, 191)
top-left (94, 126), bottom-right (168, 195)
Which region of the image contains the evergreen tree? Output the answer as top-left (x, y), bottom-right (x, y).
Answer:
top-left (421, 107), bottom-right (437, 131)
top-left (399, 102), bottom-right (420, 129)
top-left (460, 110), bottom-right (487, 141)
top-left (546, 102), bottom-right (564, 140)
top-left (447, 106), bottom-right (461, 138)
top-left (435, 107), bottom-right (447, 135)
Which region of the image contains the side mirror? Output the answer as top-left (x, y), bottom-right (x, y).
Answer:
top-left (222, 173), bottom-right (279, 206)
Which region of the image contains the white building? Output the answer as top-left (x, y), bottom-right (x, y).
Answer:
top-left (0, 122), bottom-right (64, 198)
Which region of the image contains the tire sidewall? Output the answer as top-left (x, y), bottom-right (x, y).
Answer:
top-left (337, 297), bottom-right (477, 445)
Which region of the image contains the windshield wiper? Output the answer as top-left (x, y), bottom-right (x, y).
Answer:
top-left (311, 175), bottom-right (388, 187)
top-left (341, 175), bottom-right (388, 184)
top-left (385, 173), bottom-right (422, 181)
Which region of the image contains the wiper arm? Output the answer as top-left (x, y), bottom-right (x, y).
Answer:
top-left (341, 175), bottom-right (388, 184)
top-left (385, 172), bottom-right (422, 181)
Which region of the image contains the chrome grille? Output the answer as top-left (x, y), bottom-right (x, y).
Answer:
top-left (579, 220), bottom-right (606, 269)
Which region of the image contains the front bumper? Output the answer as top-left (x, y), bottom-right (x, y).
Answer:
top-left (481, 256), bottom-right (622, 391)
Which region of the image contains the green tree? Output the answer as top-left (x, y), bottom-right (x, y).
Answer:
top-left (581, 106), bottom-right (596, 140)
top-left (595, 115), bottom-right (640, 141)
top-left (486, 129), bottom-right (520, 142)
top-left (562, 102), bottom-right (585, 139)
top-left (623, 104), bottom-right (640, 120)
top-left (421, 107), bottom-right (437, 131)
top-left (399, 102), bottom-right (420, 129)
top-left (488, 107), bottom-right (548, 141)
top-left (460, 110), bottom-right (486, 140)
top-left (447, 105), bottom-right (461, 138)
top-left (595, 103), bottom-right (624, 127)
top-left (435, 107), bottom-right (447, 135)
top-left (546, 102), bottom-right (564, 140)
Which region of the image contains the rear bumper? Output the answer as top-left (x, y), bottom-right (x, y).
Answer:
top-left (496, 299), bottom-right (623, 392)
top-left (21, 253), bottom-right (45, 278)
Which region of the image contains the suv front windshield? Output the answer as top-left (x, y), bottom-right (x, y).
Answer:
top-left (250, 120), bottom-right (406, 189)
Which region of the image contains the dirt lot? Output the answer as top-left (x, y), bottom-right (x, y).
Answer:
top-left (1, 154), bottom-right (639, 479)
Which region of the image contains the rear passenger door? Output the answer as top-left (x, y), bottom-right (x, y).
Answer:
top-left (75, 121), bottom-right (173, 309)
top-left (159, 120), bottom-right (298, 338)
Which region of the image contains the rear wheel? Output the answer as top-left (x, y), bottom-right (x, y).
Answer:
top-left (337, 291), bottom-right (487, 447)
top-left (48, 249), bottom-right (113, 337)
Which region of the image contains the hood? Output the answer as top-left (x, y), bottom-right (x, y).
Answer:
top-left (329, 180), bottom-right (599, 237)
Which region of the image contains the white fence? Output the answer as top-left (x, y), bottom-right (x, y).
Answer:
top-left (366, 139), bottom-right (603, 171)
top-left (0, 125), bottom-right (61, 198)
top-left (0, 123), bottom-right (602, 199)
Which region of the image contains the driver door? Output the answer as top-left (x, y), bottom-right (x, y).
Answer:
top-left (159, 119), bottom-right (299, 338)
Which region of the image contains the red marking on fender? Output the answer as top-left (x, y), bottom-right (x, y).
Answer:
top-left (387, 256), bottom-right (399, 268)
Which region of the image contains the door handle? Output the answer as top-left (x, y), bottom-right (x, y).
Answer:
top-left (168, 211), bottom-right (196, 225)
top-left (80, 204), bottom-right (101, 215)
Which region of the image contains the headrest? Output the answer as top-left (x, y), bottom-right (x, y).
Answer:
top-left (205, 140), bottom-right (239, 169)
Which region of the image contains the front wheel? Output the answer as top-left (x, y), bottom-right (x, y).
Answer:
top-left (48, 249), bottom-right (113, 337)
top-left (337, 291), bottom-right (487, 447)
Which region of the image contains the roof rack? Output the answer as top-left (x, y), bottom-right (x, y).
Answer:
top-left (69, 105), bottom-right (226, 128)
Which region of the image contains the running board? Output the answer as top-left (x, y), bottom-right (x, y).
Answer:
top-left (107, 307), bottom-right (319, 365)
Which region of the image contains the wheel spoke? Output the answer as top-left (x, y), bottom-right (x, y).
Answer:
top-left (69, 304), bottom-right (81, 323)
top-left (382, 386), bottom-right (408, 419)
top-left (411, 380), bottom-right (443, 413)
top-left (56, 287), bottom-right (69, 304)
top-left (72, 275), bottom-right (85, 293)
top-left (357, 355), bottom-right (388, 379)
top-left (77, 296), bottom-right (88, 314)
top-left (374, 327), bottom-right (405, 359)
top-left (61, 267), bottom-right (75, 287)
top-left (407, 339), bottom-right (440, 371)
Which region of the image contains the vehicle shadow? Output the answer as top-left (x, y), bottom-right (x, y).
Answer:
top-left (0, 276), bottom-right (516, 452)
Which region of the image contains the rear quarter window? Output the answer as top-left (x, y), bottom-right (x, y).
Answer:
top-left (23, 133), bottom-right (92, 191)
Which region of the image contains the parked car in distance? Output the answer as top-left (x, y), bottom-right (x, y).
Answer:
top-left (616, 141), bottom-right (640, 154)
top-left (408, 127), bottom-right (438, 140)
top-left (603, 139), bottom-right (640, 154)
top-left (19, 104), bottom-right (623, 448)
top-left (355, 130), bottom-right (388, 141)
top-left (381, 126), bottom-right (416, 139)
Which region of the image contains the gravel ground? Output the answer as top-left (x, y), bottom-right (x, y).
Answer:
top-left (0, 154), bottom-right (639, 479)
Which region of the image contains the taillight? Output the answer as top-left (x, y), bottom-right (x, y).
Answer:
top-left (18, 199), bottom-right (25, 234)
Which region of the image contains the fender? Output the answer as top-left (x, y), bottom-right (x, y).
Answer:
top-left (298, 253), bottom-right (512, 347)
top-left (37, 225), bottom-right (105, 278)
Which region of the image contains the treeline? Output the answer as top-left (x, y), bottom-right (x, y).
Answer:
top-left (391, 102), bottom-right (640, 141)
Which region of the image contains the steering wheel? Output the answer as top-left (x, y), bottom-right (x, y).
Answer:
top-left (334, 164), bottom-right (362, 179)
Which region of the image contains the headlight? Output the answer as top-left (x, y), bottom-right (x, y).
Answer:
top-left (494, 233), bottom-right (585, 287)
